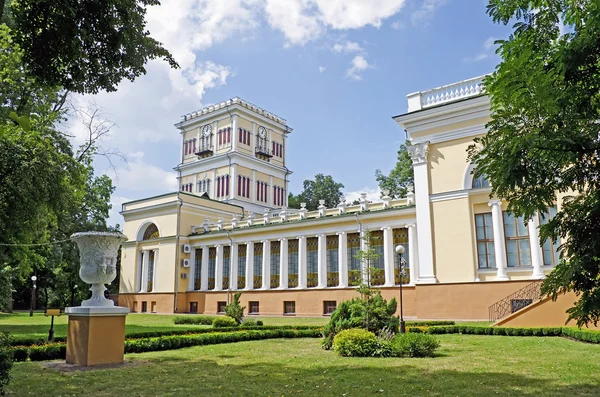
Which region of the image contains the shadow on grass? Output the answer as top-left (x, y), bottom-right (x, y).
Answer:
top-left (9, 353), bottom-right (600, 397)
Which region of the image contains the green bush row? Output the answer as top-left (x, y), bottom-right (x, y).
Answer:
top-left (562, 327), bottom-right (600, 343)
top-left (173, 315), bottom-right (216, 325)
top-left (405, 320), bottom-right (455, 326)
top-left (11, 329), bottom-right (322, 361)
top-left (9, 325), bottom-right (320, 348)
top-left (124, 329), bottom-right (322, 354)
top-left (426, 325), bottom-right (564, 336)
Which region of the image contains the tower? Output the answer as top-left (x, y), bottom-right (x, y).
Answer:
top-left (174, 97), bottom-right (293, 214)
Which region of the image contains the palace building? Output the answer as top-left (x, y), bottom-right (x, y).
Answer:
top-left (118, 77), bottom-right (565, 322)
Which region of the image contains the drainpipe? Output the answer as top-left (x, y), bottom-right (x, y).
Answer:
top-left (173, 129), bottom-right (185, 313)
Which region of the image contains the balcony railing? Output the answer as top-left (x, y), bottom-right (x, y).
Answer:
top-left (488, 281), bottom-right (542, 322)
top-left (407, 75), bottom-right (487, 112)
top-left (255, 145), bottom-right (272, 158)
top-left (195, 144), bottom-right (214, 157)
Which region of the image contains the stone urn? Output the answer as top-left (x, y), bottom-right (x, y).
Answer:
top-left (71, 231), bottom-right (128, 307)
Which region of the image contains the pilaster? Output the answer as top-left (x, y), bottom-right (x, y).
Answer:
top-left (337, 232), bottom-right (348, 288)
top-left (214, 245), bottom-right (224, 291)
top-left (297, 236), bottom-right (307, 289)
top-left (489, 199), bottom-right (509, 280)
top-left (261, 240), bottom-right (271, 289)
top-left (279, 238), bottom-right (288, 289)
top-left (317, 234), bottom-right (327, 288)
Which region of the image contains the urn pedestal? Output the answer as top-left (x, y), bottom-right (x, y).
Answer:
top-left (66, 232), bottom-right (129, 366)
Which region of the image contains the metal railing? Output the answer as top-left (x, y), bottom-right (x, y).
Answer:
top-left (488, 280), bottom-right (542, 322)
top-left (255, 145), bottom-right (272, 157)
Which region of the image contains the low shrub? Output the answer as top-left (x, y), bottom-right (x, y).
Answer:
top-left (256, 320), bottom-right (264, 326)
top-left (240, 319), bottom-right (264, 327)
top-left (0, 332), bottom-right (12, 396)
top-left (392, 333), bottom-right (440, 358)
top-left (212, 316), bottom-right (239, 328)
top-left (332, 329), bottom-right (385, 357)
top-left (28, 344), bottom-right (66, 361)
top-left (563, 327), bottom-right (600, 343)
top-left (11, 347), bottom-right (28, 362)
top-left (173, 315), bottom-right (215, 325)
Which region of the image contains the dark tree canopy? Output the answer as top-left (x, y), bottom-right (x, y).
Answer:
top-left (289, 173), bottom-right (345, 211)
top-left (8, 0), bottom-right (178, 94)
top-left (375, 143), bottom-right (414, 199)
top-left (469, 0), bottom-right (600, 326)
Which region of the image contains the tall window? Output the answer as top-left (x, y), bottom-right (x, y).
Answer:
top-left (270, 241), bottom-right (280, 288)
top-left (237, 244), bottom-right (246, 289)
top-left (237, 176), bottom-right (251, 199)
top-left (142, 223), bottom-right (159, 240)
top-left (392, 228), bottom-right (409, 284)
top-left (539, 207), bottom-right (560, 266)
top-left (194, 248), bottom-right (202, 290)
top-left (503, 212), bottom-right (531, 267)
top-left (472, 172), bottom-right (490, 188)
top-left (347, 233), bottom-right (361, 284)
top-left (306, 237), bottom-right (318, 287)
top-left (239, 128), bottom-right (251, 145)
top-left (222, 246), bottom-right (231, 290)
top-left (198, 179), bottom-right (211, 196)
top-left (326, 235), bottom-right (339, 287)
top-left (369, 231), bottom-right (385, 286)
top-left (208, 247), bottom-right (216, 290)
top-left (147, 250), bottom-right (155, 292)
top-left (475, 213), bottom-right (495, 269)
top-left (288, 239), bottom-right (299, 288)
top-left (253, 243), bottom-right (263, 288)
top-left (216, 175), bottom-right (230, 198)
top-left (256, 181), bottom-right (268, 203)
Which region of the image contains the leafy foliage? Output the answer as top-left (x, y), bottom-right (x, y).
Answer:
top-left (288, 173), bottom-right (344, 210)
top-left (224, 291), bottom-right (246, 324)
top-left (173, 316), bottom-right (215, 325)
top-left (0, 333), bottom-right (12, 396)
top-left (8, 0), bottom-right (178, 94)
top-left (468, 0), bottom-right (600, 326)
top-left (332, 328), bottom-right (386, 357)
top-left (391, 333), bottom-right (440, 358)
top-left (375, 143), bottom-right (414, 199)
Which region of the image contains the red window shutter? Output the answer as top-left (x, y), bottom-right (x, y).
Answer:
top-left (217, 177), bottom-right (220, 197)
top-left (226, 175), bottom-right (230, 196)
top-left (193, 139), bottom-right (196, 153)
top-left (184, 141), bottom-right (188, 155)
top-left (239, 128), bottom-right (242, 143)
top-left (246, 178), bottom-right (250, 198)
top-left (227, 128), bottom-right (230, 143)
top-left (237, 175), bottom-right (241, 196)
top-left (256, 181), bottom-right (259, 200)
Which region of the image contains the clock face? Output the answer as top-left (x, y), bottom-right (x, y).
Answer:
top-left (258, 126), bottom-right (267, 138)
top-left (202, 125), bottom-right (212, 136)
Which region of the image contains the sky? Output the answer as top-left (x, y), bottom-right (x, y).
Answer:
top-left (68, 0), bottom-right (513, 227)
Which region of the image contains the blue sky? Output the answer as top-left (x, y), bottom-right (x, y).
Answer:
top-left (69, 0), bottom-right (512, 227)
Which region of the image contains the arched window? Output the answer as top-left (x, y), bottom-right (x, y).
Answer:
top-left (472, 173), bottom-right (490, 189)
top-left (142, 223), bottom-right (160, 240)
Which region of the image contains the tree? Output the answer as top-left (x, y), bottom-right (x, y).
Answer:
top-left (468, 0), bottom-right (600, 326)
top-left (375, 143), bottom-right (414, 199)
top-left (288, 173), bottom-right (344, 211)
top-left (4, 0), bottom-right (178, 94)
top-left (224, 291), bottom-right (245, 325)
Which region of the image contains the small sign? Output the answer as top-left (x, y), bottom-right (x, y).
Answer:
top-left (45, 309), bottom-right (61, 317)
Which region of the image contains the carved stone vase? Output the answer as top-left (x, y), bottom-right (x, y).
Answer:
top-left (71, 231), bottom-right (128, 307)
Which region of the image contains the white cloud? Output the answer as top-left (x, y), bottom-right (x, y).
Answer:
top-left (391, 20), bottom-right (405, 30)
top-left (318, 66), bottom-right (327, 73)
top-left (346, 55), bottom-right (372, 80)
top-left (264, 0), bottom-right (324, 45)
top-left (332, 41), bottom-right (363, 54)
top-left (315, 0), bottom-right (407, 30)
top-left (108, 152), bottom-right (178, 192)
top-left (343, 188), bottom-right (381, 203)
top-left (463, 37), bottom-right (499, 62)
top-left (410, 0), bottom-right (447, 25)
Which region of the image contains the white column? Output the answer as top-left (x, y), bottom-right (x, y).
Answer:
top-left (251, 170), bottom-right (257, 203)
top-left (337, 232), bottom-right (348, 288)
top-left (188, 248), bottom-right (196, 291)
top-left (211, 169), bottom-right (217, 199)
top-left (200, 246), bottom-right (209, 291)
top-left (230, 243), bottom-right (238, 289)
top-left (193, 174), bottom-right (198, 193)
top-left (279, 238), bottom-right (288, 289)
top-left (251, 121), bottom-right (256, 155)
top-left (489, 199), bottom-right (509, 280)
top-left (214, 245), bottom-right (224, 291)
top-left (528, 213), bottom-right (545, 278)
top-left (407, 223), bottom-right (418, 285)
top-left (407, 142), bottom-right (437, 284)
top-left (261, 240), bottom-right (271, 289)
top-left (139, 250), bottom-right (149, 292)
top-left (152, 249), bottom-right (159, 292)
top-left (245, 242), bottom-right (254, 290)
top-left (230, 164), bottom-right (237, 200)
top-left (359, 228), bottom-right (368, 284)
top-left (382, 227), bottom-right (395, 286)
top-left (297, 236), bottom-right (307, 288)
top-left (196, 126), bottom-right (201, 147)
top-left (317, 234), bottom-right (327, 288)
top-left (232, 114), bottom-right (238, 151)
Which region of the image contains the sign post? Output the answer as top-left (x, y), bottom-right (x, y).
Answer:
top-left (45, 309), bottom-right (62, 342)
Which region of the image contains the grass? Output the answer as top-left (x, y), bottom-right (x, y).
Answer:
top-left (6, 334), bottom-right (600, 396)
top-left (0, 312), bottom-right (330, 339)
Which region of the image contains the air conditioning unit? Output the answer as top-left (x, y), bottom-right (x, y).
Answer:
top-left (181, 273), bottom-right (188, 279)
top-left (181, 259), bottom-right (191, 268)
top-left (182, 244), bottom-right (192, 254)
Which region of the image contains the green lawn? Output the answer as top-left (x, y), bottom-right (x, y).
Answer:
top-left (0, 312), bottom-right (330, 339)
top-left (6, 334), bottom-right (600, 396)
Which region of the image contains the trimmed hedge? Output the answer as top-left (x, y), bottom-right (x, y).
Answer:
top-left (11, 328), bottom-right (322, 361)
top-left (173, 315), bottom-right (216, 325)
top-left (333, 329), bottom-right (383, 357)
top-left (212, 316), bottom-right (238, 328)
top-left (426, 325), bottom-right (564, 337)
top-left (562, 327), bottom-right (600, 343)
top-left (392, 333), bottom-right (440, 358)
top-left (406, 321), bottom-right (455, 327)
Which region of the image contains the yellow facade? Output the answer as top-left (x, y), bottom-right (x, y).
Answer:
top-left (119, 83), bottom-right (565, 322)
